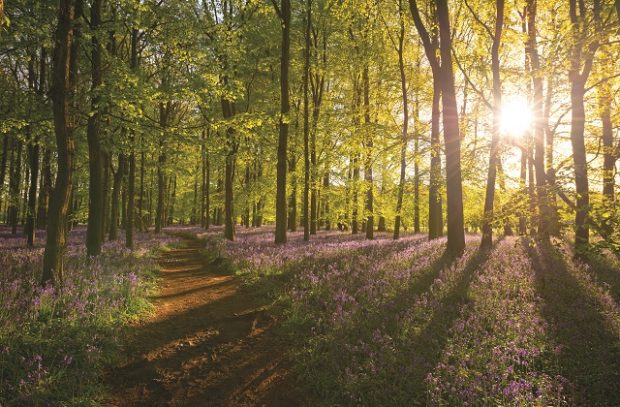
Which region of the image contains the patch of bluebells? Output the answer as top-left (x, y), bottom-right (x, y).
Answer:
top-left (426, 239), bottom-right (568, 405)
top-left (215, 228), bottom-right (620, 405)
top-left (0, 225), bottom-right (179, 405)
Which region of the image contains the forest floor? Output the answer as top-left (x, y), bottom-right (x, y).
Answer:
top-left (105, 235), bottom-right (302, 407)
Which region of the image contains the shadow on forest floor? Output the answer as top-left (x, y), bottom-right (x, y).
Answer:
top-left (525, 239), bottom-right (620, 406)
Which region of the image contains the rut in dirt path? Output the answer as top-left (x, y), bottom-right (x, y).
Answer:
top-left (107, 238), bottom-right (302, 407)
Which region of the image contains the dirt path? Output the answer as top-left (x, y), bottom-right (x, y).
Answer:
top-left (106, 238), bottom-right (302, 406)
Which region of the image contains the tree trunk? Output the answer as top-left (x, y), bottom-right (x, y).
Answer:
top-left (481, 0), bottom-right (504, 249)
top-left (363, 66), bottom-right (374, 240)
top-left (37, 148), bottom-right (51, 229)
top-left (274, 0), bottom-right (291, 244)
top-left (598, 75), bottom-right (616, 234)
top-left (322, 172), bottom-right (330, 230)
top-left (26, 141), bottom-right (38, 247)
top-left (0, 134), bottom-right (8, 218)
top-left (8, 139), bottom-right (22, 234)
top-left (526, 0), bottom-right (550, 241)
top-left (413, 95), bottom-right (421, 234)
top-left (42, 0), bottom-right (79, 285)
top-left (109, 153), bottom-right (125, 240)
top-left (436, 0), bottom-right (465, 256)
top-left (429, 80), bottom-right (443, 239)
top-left (302, 0), bottom-right (311, 241)
top-left (394, 8), bottom-right (408, 240)
top-left (86, 0), bottom-right (104, 256)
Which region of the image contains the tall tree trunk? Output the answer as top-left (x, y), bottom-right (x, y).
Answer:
top-left (25, 53), bottom-right (40, 246)
top-left (274, 0), bottom-right (291, 244)
top-left (126, 28), bottom-right (139, 248)
top-left (394, 5), bottom-right (407, 240)
top-left (567, 0), bottom-right (599, 254)
top-left (363, 66), bottom-right (374, 240)
top-left (543, 76), bottom-right (560, 235)
top-left (599, 80), bottom-right (614, 203)
top-left (302, 0), bottom-right (311, 241)
top-left (86, 0), bottom-right (104, 256)
top-left (42, 0), bottom-right (79, 285)
top-left (526, 0), bottom-right (550, 241)
top-left (413, 95), bottom-right (421, 234)
top-left (221, 100), bottom-right (236, 240)
top-left (481, 0), bottom-right (505, 249)
top-left (436, 0), bottom-right (465, 256)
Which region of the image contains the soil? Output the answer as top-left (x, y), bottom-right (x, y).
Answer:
top-left (105, 237), bottom-right (303, 406)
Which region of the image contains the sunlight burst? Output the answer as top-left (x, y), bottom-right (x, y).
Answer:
top-left (500, 96), bottom-right (533, 137)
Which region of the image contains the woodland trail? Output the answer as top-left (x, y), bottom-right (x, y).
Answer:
top-left (106, 236), bottom-right (302, 406)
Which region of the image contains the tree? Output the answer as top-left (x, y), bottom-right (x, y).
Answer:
top-left (409, 0), bottom-right (465, 256)
top-left (86, 0), bottom-right (104, 256)
top-left (42, 0), bottom-right (79, 285)
top-left (479, 0), bottom-right (505, 249)
top-left (273, 0), bottom-right (291, 244)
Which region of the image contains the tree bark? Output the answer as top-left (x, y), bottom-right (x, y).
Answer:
top-left (526, 0), bottom-right (551, 241)
top-left (435, 0), bottom-right (466, 256)
top-left (42, 0), bottom-right (79, 285)
top-left (363, 66), bottom-right (374, 240)
top-left (274, 0), bottom-right (291, 244)
top-left (302, 0), bottom-right (311, 241)
top-left (394, 5), bottom-right (407, 240)
top-left (481, 0), bottom-right (504, 249)
top-left (86, 0), bottom-right (104, 256)
top-left (109, 153), bottom-right (125, 240)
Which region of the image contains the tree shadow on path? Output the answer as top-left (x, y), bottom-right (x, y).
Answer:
top-left (525, 239), bottom-right (620, 406)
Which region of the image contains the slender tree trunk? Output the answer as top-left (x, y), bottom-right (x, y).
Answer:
top-left (413, 95), bottom-right (421, 234)
top-left (599, 82), bottom-right (614, 203)
top-left (9, 139), bottom-right (22, 234)
top-left (86, 0), bottom-right (104, 256)
top-left (302, 0), bottom-right (311, 241)
top-left (274, 0), bottom-right (291, 244)
top-left (25, 53), bottom-right (40, 246)
top-left (138, 147), bottom-right (145, 230)
top-left (481, 0), bottom-right (505, 249)
top-left (37, 149), bottom-right (51, 229)
top-left (26, 141), bottom-right (38, 247)
top-left (42, 0), bottom-right (79, 285)
top-left (109, 154), bottom-right (125, 240)
top-left (519, 148), bottom-right (527, 235)
top-left (205, 130), bottom-right (211, 229)
top-left (526, 0), bottom-right (550, 241)
top-left (543, 76), bottom-right (560, 235)
top-left (221, 99), bottom-right (236, 240)
top-left (101, 151), bottom-right (110, 240)
top-left (394, 7), bottom-right (407, 240)
top-left (0, 134), bottom-right (8, 217)
top-left (126, 28), bottom-right (139, 248)
top-left (363, 66), bottom-right (374, 240)
top-left (320, 172), bottom-right (330, 229)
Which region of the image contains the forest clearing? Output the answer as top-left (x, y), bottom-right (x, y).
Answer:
top-left (1, 0), bottom-right (620, 405)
